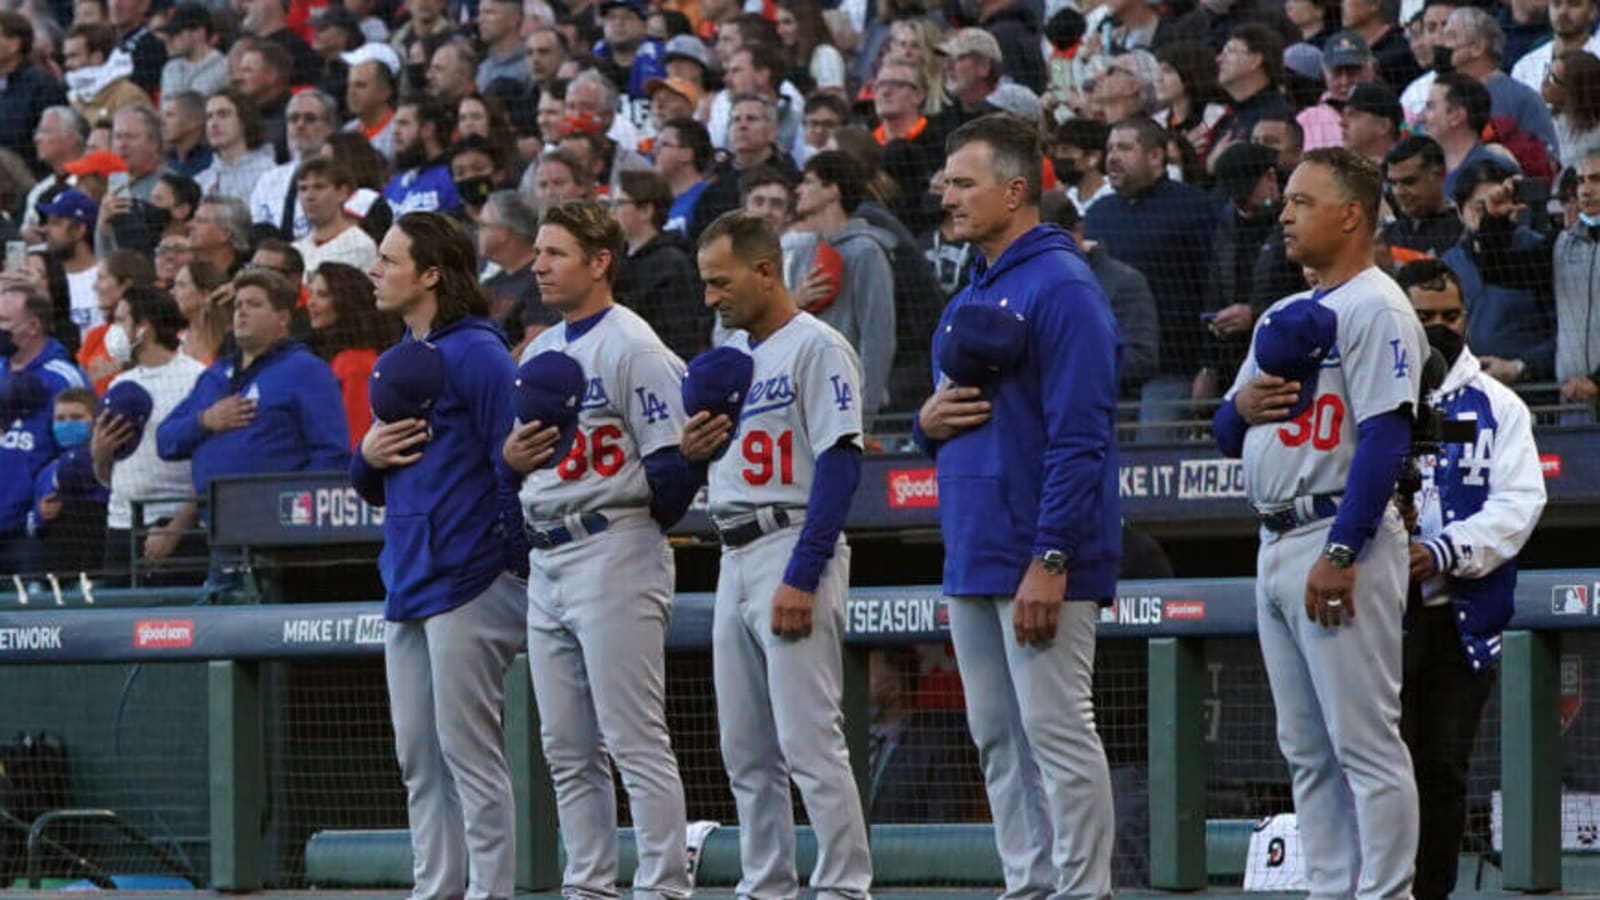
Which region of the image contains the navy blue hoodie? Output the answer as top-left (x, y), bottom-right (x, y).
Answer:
top-left (349, 317), bottom-right (526, 622)
top-left (915, 224), bottom-right (1123, 599)
top-left (157, 340), bottom-right (351, 494)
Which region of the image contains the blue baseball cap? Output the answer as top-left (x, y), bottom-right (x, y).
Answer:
top-left (683, 346), bottom-right (753, 461)
top-left (683, 346), bottom-right (754, 420)
top-left (1254, 298), bottom-right (1338, 420)
top-left (97, 381), bottom-right (154, 461)
top-left (939, 304), bottom-right (1029, 392)
top-left (53, 447), bottom-right (101, 497)
top-left (37, 189), bottom-right (98, 226)
top-left (600, 0), bottom-right (646, 17)
top-left (513, 351), bottom-right (586, 469)
top-left (369, 340), bottom-right (447, 423)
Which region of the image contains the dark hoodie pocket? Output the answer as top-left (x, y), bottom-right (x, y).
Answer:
top-left (379, 512), bottom-right (440, 585)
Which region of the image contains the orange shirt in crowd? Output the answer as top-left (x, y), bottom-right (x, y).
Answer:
top-left (78, 324), bottom-right (119, 395)
top-left (331, 346), bottom-right (379, 449)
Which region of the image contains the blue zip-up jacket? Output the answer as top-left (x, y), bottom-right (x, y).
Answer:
top-left (157, 341), bottom-right (350, 495)
top-left (349, 317), bottom-right (526, 622)
top-left (1414, 346), bottom-right (1546, 671)
top-left (1, 340), bottom-right (88, 535)
top-left (914, 224), bottom-right (1123, 599)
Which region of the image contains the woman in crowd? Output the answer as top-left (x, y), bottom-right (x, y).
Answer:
top-left (171, 259), bottom-right (231, 365)
top-left (777, 0), bottom-right (846, 96)
top-left (1156, 40), bottom-right (1229, 168)
top-left (79, 251), bottom-right (156, 393)
top-left (324, 131), bottom-right (395, 244)
top-left (1546, 51), bottom-right (1600, 170)
top-left (24, 248), bottom-right (78, 355)
top-left (881, 16), bottom-right (950, 116)
top-left (459, 92), bottom-right (523, 181)
top-left (306, 262), bottom-right (398, 447)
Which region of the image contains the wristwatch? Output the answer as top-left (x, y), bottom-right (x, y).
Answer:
top-left (1323, 543), bottom-right (1356, 569)
top-left (1037, 550), bottom-right (1069, 575)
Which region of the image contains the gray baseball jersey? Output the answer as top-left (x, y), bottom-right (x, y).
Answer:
top-left (518, 305), bottom-right (688, 521)
top-left (707, 312), bottom-right (864, 520)
top-left (1228, 267), bottom-right (1428, 506)
top-left (1231, 265), bottom-right (1427, 900)
top-left (705, 312), bottom-right (873, 898)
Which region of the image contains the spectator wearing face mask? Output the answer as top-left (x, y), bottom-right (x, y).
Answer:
top-left (29, 387), bottom-right (108, 579)
top-left (90, 288), bottom-right (206, 583)
top-left (0, 284), bottom-right (91, 577)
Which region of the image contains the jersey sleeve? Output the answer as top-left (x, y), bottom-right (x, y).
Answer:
top-left (620, 348), bottom-right (688, 457)
top-left (1338, 296), bottom-right (1425, 424)
top-left (797, 335), bottom-right (865, 454)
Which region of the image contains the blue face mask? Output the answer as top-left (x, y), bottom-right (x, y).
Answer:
top-left (52, 420), bottom-right (91, 448)
top-left (1580, 211), bottom-right (1600, 228)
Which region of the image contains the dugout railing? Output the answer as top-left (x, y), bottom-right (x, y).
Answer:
top-left (1, 576), bottom-right (1598, 892)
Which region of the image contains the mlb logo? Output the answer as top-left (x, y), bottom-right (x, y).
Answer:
top-left (1553, 585), bottom-right (1590, 615)
top-left (279, 491), bottom-right (313, 526)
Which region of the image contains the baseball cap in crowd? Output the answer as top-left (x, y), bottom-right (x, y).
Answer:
top-left (644, 76), bottom-right (703, 108)
top-left (1283, 43), bottom-right (1325, 82)
top-left (158, 3), bottom-right (212, 34)
top-left (369, 340), bottom-right (447, 423)
top-left (683, 346), bottom-right (754, 460)
top-left (37, 189), bottom-right (99, 226)
top-left (663, 34), bottom-right (711, 71)
top-left (938, 28), bottom-right (1002, 63)
top-left (1253, 298), bottom-right (1338, 421)
top-left (513, 351), bottom-right (586, 469)
top-left (988, 82), bottom-right (1041, 122)
top-left (1345, 82), bottom-right (1403, 128)
top-left (600, 0), bottom-right (647, 18)
top-left (1322, 30), bottom-right (1372, 69)
top-left (1212, 141), bottom-right (1279, 203)
top-left (63, 150), bottom-right (128, 177)
top-left (341, 41), bottom-right (403, 76)
top-left (939, 304), bottom-right (1028, 394)
top-left (98, 381), bottom-right (154, 461)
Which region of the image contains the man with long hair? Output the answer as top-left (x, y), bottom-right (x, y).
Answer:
top-left (353, 212), bottom-right (528, 900)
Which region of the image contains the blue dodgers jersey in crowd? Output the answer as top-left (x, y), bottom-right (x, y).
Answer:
top-left (923, 225), bottom-right (1123, 599)
top-left (156, 341), bottom-right (351, 495)
top-left (383, 163), bottom-right (462, 215)
top-left (0, 340), bottom-right (88, 533)
top-left (349, 318), bottom-right (524, 622)
top-left (594, 36), bottom-right (666, 99)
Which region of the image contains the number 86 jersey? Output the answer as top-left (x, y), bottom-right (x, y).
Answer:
top-left (518, 305), bottom-right (688, 522)
top-left (708, 312), bottom-right (865, 520)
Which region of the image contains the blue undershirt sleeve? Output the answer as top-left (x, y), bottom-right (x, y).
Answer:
top-left (783, 440), bottom-right (862, 592)
top-left (643, 446), bottom-right (708, 530)
top-left (1212, 398), bottom-right (1249, 459)
top-left (1328, 410), bottom-right (1412, 553)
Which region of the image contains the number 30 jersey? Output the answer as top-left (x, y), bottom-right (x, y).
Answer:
top-left (708, 312), bottom-right (864, 521)
top-left (518, 304), bottom-right (688, 522)
top-left (1227, 267), bottom-right (1426, 508)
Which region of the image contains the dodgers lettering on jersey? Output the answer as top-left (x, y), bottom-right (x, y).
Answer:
top-left (518, 305), bottom-right (687, 521)
top-left (708, 312), bottom-right (864, 519)
top-left (1228, 267), bottom-right (1427, 507)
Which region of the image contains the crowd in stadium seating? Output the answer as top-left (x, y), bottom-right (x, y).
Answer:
top-left (2, 0), bottom-right (1600, 579)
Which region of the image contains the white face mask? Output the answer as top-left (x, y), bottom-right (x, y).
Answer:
top-left (1167, 162), bottom-right (1184, 183)
top-left (104, 322), bottom-right (138, 365)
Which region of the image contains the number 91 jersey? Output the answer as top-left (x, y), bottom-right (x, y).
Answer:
top-left (708, 312), bottom-right (864, 520)
top-left (518, 305), bottom-right (688, 522)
